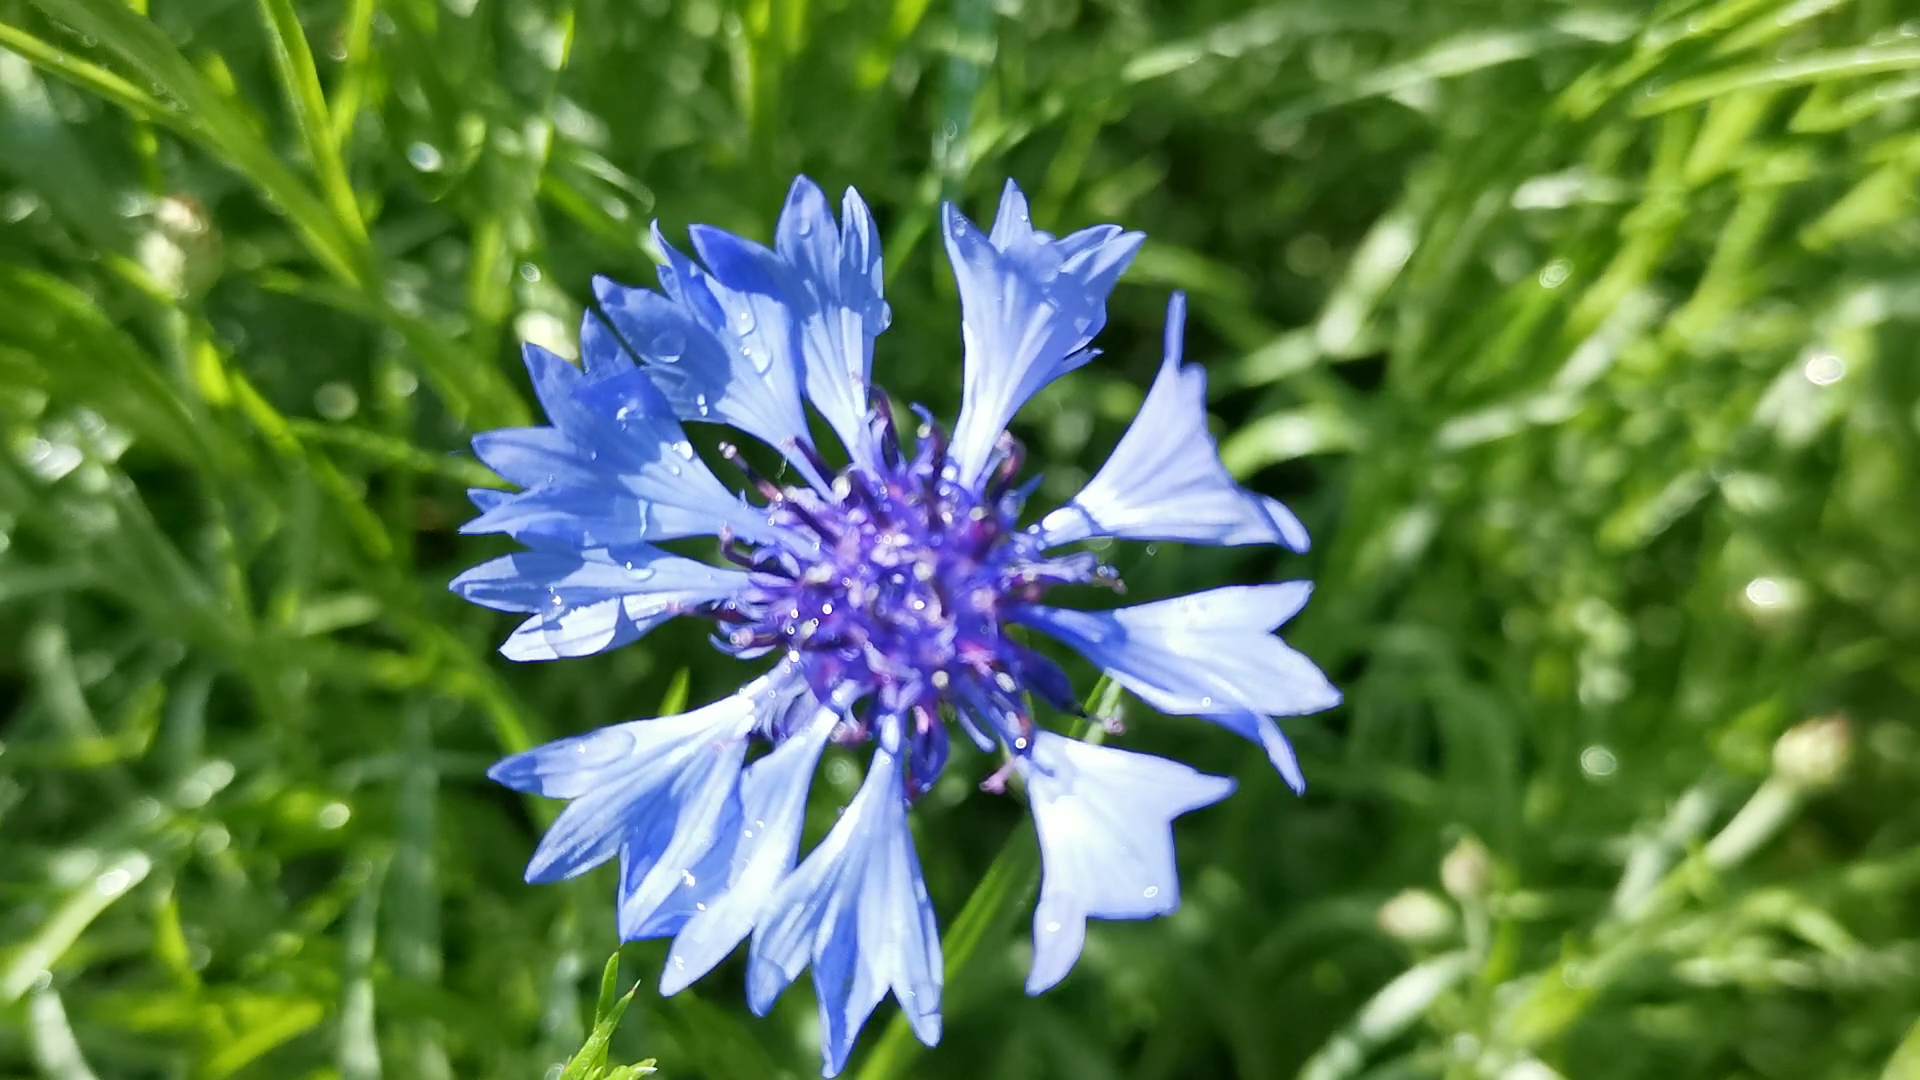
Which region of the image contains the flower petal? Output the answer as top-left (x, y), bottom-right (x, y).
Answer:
top-left (1018, 731), bottom-right (1234, 994)
top-left (1034, 293), bottom-right (1309, 552)
top-left (451, 545), bottom-right (749, 661)
top-left (944, 181), bottom-right (1143, 488)
top-left (774, 177), bottom-right (888, 468)
top-left (594, 224), bottom-right (817, 480)
top-left (1015, 585), bottom-right (1339, 788)
top-left (747, 738), bottom-right (942, 1076)
top-left (487, 667), bottom-right (803, 891)
top-left (458, 484), bottom-right (733, 549)
top-left (658, 703), bottom-right (840, 995)
top-left (465, 346), bottom-right (773, 545)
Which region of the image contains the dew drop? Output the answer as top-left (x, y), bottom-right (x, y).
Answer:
top-left (672, 440), bottom-right (696, 460)
top-left (1142, 885), bottom-right (1160, 899)
top-left (694, 392), bottom-right (712, 416)
top-left (877, 302), bottom-right (894, 331)
top-left (406, 142), bottom-right (443, 171)
top-left (652, 330), bottom-right (685, 362)
top-left (680, 869), bottom-right (697, 887)
top-left (1145, 544), bottom-right (1159, 556)
top-left (1044, 920), bottom-right (1062, 934)
top-left (735, 308), bottom-right (755, 334)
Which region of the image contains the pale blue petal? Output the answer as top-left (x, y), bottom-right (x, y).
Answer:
top-left (1034, 293), bottom-right (1309, 552)
top-left (451, 545), bottom-right (749, 662)
top-left (459, 485), bottom-right (735, 549)
top-left (594, 223), bottom-right (818, 480)
top-left (1018, 731), bottom-right (1234, 993)
top-left (466, 487), bottom-right (511, 512)
top-left (658, 705), bottom-right (840, 995)
top-left (944, 181), bottom-right (1143, 488)
top-left (1015, 585), bottom-right (1339, 787)
top-left (488, 668), bottom-right (804, 892)
top-left (747, 740), bottom-right (942, 1076)
top-left (471, 346), bottom-right (774, 545)
top-left (774, 177), bottom-right (887, 467)
top-left (469, 426), bottom-right (593, 490)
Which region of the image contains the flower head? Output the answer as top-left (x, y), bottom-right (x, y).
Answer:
top-left (455, 177), bottom-right (1339, 1075)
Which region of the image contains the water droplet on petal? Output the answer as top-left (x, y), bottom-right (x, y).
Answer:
top-left (652, 330), bottom-right (685, 362)
top-left (877, 303), bottom-right (894, 331)
top-left (1142, 885), bottom-right (1159, 899)
top-left (1044, 920), bottom-right (1062, 934)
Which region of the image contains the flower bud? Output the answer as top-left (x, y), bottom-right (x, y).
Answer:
top-left (1441, 836), bottom-right (1493, 900)
top-left (1376, 888), bottom-right (1454, 945)
top-left (1772, 715), bottom-right (1850, 791)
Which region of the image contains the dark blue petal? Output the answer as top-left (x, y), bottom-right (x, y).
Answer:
top-left (1034, 293), bottom-right (1310, 552)
top-left (578, 305), bottom-right (639, 381)
top-left (1015, 585), bottom-right (1339, 786)
top-left (747, 740), bottom-right (942, 1076)
top-left (943, 181), bottom-right (1143, 488)
top-left (1017, 731), bottom-right (1234, 993)
top-left (774, 177), bottom-right (888, 467)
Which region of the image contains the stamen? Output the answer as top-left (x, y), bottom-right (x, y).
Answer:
top-left (720, 528), bottom-right (782, 573)
top-left (717, 442), bottom-right (785, 503)
top-left (791, 438), bottom-right (836, 491)
top-left (914, 411), bottom-right (948, 479)
top-left (988, 432), bottom-right (1025, 497)
top-left (979, 757), bottom-right (1020, 794)
top-left (871, 394), bottom-right (903, 468)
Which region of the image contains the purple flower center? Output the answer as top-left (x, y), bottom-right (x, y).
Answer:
top-left (708, 405), bottom-right (1117, 790)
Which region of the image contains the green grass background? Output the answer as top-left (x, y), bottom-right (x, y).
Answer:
top-left (3, 0), bottom-right (1919, 1076)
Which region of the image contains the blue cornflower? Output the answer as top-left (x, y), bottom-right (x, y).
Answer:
top-left (453, 178), bottom-right (1340, 1075)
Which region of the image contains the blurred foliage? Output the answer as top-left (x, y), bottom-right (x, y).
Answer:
top-left (1, 0), bottom-right (1919, 1076)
